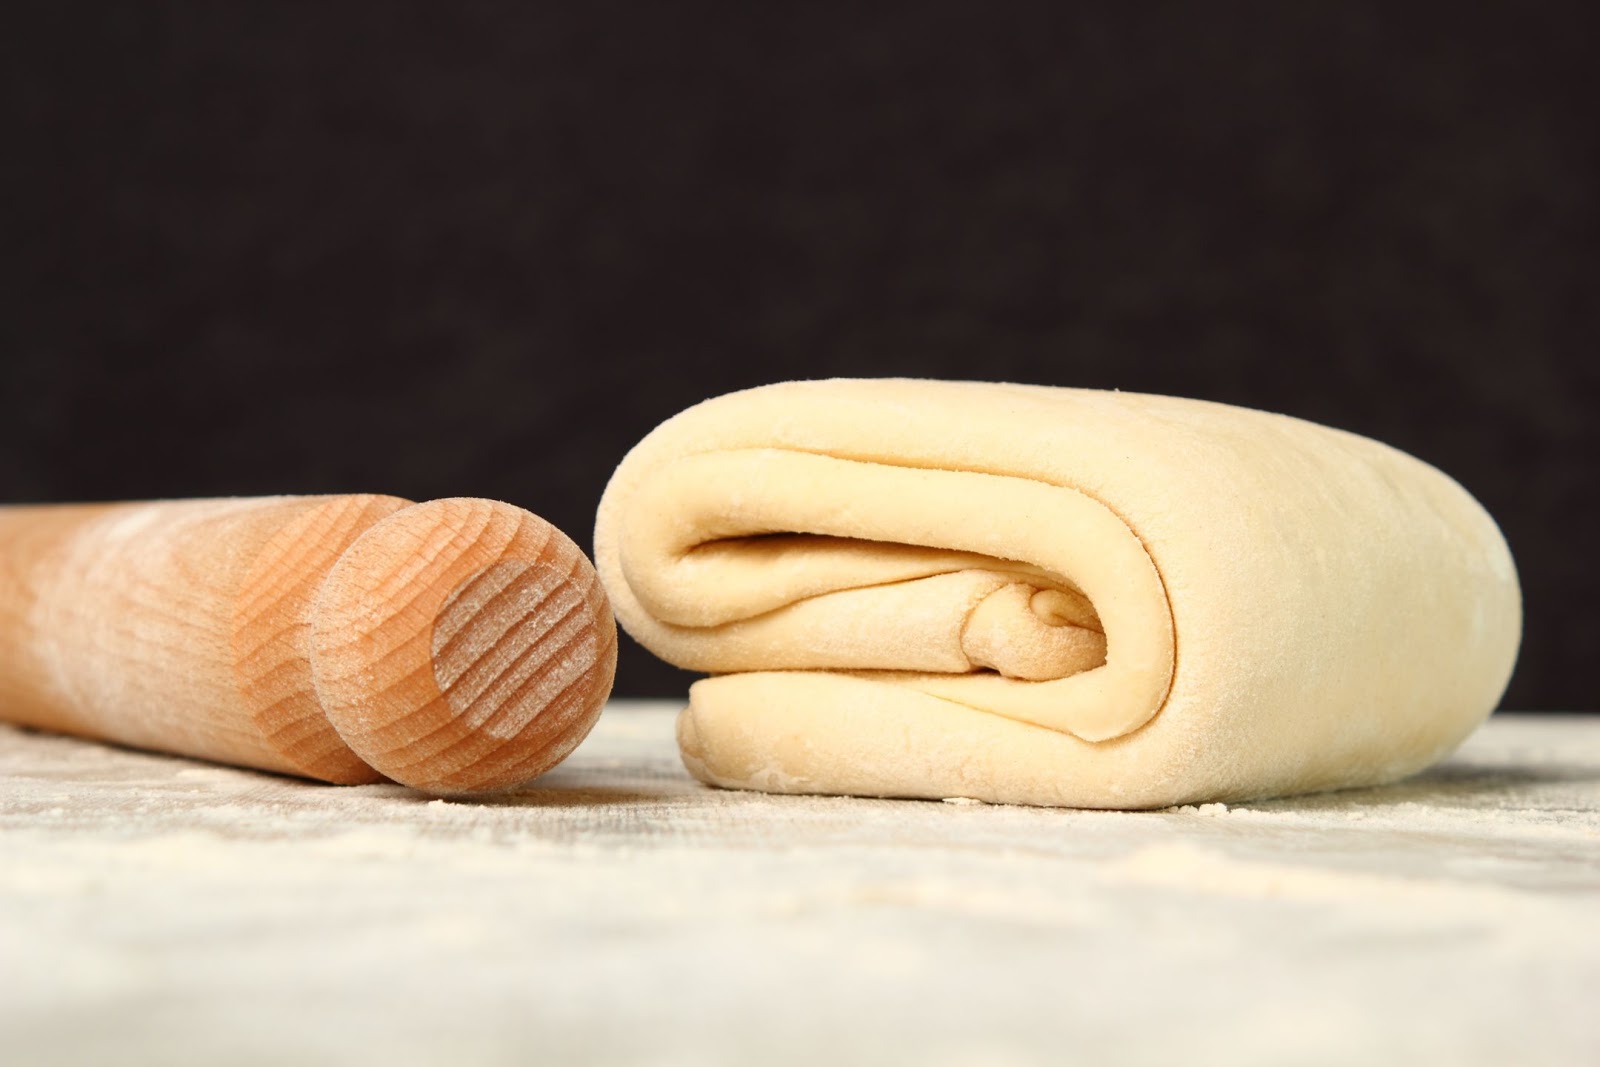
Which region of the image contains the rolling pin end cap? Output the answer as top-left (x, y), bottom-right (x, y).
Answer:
top-left (309, 498), bottom-right (617, 795)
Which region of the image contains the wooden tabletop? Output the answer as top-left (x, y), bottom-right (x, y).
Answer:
top-left (3, 704), bottom-right (1597, 1066)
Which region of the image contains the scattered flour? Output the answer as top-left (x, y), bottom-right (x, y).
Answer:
top-left (1, 708), bottom-right (1598, 1066)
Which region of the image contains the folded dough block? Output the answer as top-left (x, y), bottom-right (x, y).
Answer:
top-left (595, 379), bottom-right (1520, 808)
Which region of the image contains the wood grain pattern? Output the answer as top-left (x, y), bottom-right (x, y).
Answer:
top-left (0, 495), bottom-right (616, 793)
top-left (232, 494), bottom-right (409, 783)
top-left (310, 498), bottom-right (617, 793)
top-left (0, 497), bottom-right (390, 776)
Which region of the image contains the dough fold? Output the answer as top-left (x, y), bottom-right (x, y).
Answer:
top-left (595, 379), bottom-right (1520, 808)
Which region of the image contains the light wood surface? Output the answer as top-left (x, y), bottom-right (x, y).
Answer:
top-left (0, 496), bottom-right (615, 794)
top-left (1, 703), bottom-right (1596, 1066)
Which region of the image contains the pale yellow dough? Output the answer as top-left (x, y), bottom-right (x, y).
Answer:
top-left (594, 379), bottom-right (1521, 808)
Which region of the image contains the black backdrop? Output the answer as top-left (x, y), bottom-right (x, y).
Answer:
top-left (3, 3), bottom-right (1595, 707)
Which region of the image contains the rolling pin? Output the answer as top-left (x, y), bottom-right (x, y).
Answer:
top-left (0, 495), bottom-right (617, 794)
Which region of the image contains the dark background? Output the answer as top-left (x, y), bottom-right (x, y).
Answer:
top-left (3, 3), bottom-right (1594, 707)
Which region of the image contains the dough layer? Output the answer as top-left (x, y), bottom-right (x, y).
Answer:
top-left (595, 379), bottom-right (1521, 808)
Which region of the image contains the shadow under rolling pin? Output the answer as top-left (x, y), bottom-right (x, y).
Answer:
top-left (0, 495), bottom-right (617, 794)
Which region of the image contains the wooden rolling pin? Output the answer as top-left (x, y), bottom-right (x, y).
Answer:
top-left (0, 495), bottom-right (617, 794)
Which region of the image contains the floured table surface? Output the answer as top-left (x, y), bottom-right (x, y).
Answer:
top-left (2, 703), bottom-right (1597, 1066)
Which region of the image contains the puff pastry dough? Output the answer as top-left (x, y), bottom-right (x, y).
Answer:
top-left (595, 379), bottom-right (1520, 808)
